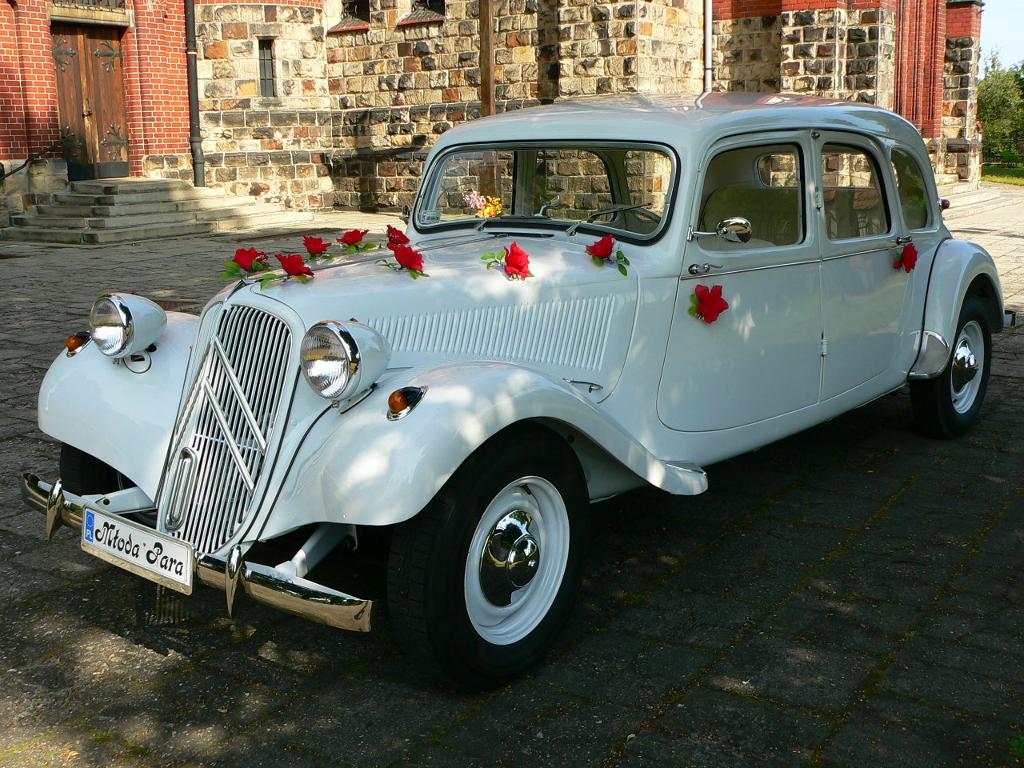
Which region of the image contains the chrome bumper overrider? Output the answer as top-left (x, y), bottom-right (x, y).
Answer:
top-left (20, 472), bottom-right (372, 633)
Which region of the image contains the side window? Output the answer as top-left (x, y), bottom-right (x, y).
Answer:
top-left (891, 148), bottom-right (931, 230)
top-left (821, 144), bottom-right (890, 240)
top-left (699, 143), bottom-right (804, 249)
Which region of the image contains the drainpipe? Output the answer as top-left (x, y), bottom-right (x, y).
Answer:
top-left (704, 0), bottom-right (713, 93)
top-left (184, 0), bottom-right (206, 186)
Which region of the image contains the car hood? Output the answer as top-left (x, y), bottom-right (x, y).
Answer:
top-left (246, 231), bottom-right (639, 394)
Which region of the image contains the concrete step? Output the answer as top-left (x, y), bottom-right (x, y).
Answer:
top-left (195, 203), bottom-right (287, 223)
top-left (54, 188), bottom-right (225, 206)
top-left (209, 210), bottom-right (315, 232)
top-left (1, 220), bottom-right (216, 244)
top-left (0, 227), bottom-right (89, 244)
top-left (936, 181), bottom-right (978, 197)
top-left (14, 210), bottom-right (196, 230)
top-left (81, 221), bottom-right (216, 244)
top-left (943, 189), bottom-right (1002, 208)
top-left (35, 196), bottom-right (264, 218)
top-left (943, 194), bottom-right (1015, 222)
top-left (71, 178), bottom-right (196, 195)
top-left (935, 173), bottom-right (962, 186)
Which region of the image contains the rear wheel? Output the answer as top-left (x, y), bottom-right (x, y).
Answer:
top-left (386, 424), bottom-right (588, 690)
top-left (911, 295), bottom-right (992, 438)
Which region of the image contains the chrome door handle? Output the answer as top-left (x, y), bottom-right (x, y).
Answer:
top-left (893, 236), bottom-right (913, 247)
top-left (687, 263), bottom-right (723, 275)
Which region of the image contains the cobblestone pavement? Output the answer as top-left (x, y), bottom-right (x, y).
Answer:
top-left (0, 195), bottom-right (1022, 768)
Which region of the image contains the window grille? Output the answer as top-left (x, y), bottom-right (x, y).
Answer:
top-left (258, 39), bottom-right (276, 98)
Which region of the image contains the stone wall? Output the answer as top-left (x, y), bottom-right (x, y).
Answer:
top-left (326, 0), bottom-right (704, 211)
top-left (0, 159), bottom-right (68, 228)
top-left (712, 14), bottom-right (780, 92)
top-left (187, 2), bottom-right (334, 208)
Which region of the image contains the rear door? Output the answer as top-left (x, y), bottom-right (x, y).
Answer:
top-left (815, 133), bottom-right (910, 400)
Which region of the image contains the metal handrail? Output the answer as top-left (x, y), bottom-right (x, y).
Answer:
top-left (0, 141), bottom-right (65, 183)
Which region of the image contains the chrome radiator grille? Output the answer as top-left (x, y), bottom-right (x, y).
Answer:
top-left (160, 305), bottom-right (293, 554)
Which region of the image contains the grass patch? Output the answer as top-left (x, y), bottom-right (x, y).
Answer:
top-left (983, 165), bottom-right (1024, 186)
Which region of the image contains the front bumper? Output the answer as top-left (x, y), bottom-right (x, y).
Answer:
top-left (21, 472), bottom-right (372, 632)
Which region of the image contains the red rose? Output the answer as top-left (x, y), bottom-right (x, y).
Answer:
top-left (275, 253), bottom-right (314, 278)
top-left (898, 243), bottom-right (918, 273)
top-left (586, 235), bottom-right (615, 261)
top-left (302, 236), bottom-right (331, 257)
top-left (503, 241), bottom-right (532, 279)
top-left (392, 244), bottom-right (424, 273)
top-left (694, 284), bottom-right (729, 324)
top-left (386, 225), bottom-right (410, 246)
top-left (233, 247), bottom-right (267, 272)
top-left (338, 229), bottom-right (369, 247)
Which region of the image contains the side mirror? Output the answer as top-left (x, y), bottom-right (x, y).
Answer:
top-left (400, 205), bottom-right (410, 223)
top-left (716, 217), bottom-right (752, 244)
top-left (688, 216), bottom-right (753, 243)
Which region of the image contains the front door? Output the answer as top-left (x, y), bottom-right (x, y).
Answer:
top-left (658, 133), bottom-right (823, 432)
top-left (52, 24), bottom-right (129, 181)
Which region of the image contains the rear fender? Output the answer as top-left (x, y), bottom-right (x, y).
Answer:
top-left (258, 362), bottom-right (705, 538)
top-left (37, 312), bottom-right (198, 497)
top-left (910, 239), bottom-right (1004, 379)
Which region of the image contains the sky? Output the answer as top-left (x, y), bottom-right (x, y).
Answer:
top-left (980, 0), bottom-right (1024, 71)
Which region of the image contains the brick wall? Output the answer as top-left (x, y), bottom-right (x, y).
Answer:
top-left (713, 15), bottom-right (781, 92)
top-left (942, 0), bottom-right (982, 183)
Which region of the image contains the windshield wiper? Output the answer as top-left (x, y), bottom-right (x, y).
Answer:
top-left (566, 203), bottom-right (652, 236)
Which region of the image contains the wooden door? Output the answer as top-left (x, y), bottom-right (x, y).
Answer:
top-left (52, 24), bottom-right (129, 181)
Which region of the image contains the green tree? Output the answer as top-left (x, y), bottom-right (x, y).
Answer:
top-left (979, 54), bottom-right (1024, 164)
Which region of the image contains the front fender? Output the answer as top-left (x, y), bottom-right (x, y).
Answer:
top-left (910, 239), bottom-right (1004, 379)
top-left (37, 312), bottom-right (198, 498)
top-left (259, 362), bottom-right (704, 538)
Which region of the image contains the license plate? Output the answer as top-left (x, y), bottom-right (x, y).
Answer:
top-left (81, 508), bottom-right (194, 594)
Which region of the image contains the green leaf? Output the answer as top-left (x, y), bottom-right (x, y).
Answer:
top-left (219, 272), bottom-right (235, 281)
top-left (363, 243), bottom-right (379, 251)
top-left (592, 256), bottom-right (605, 267)
top-left (688, 306), bottom-right (697, 317)
top-left (617, 263), bottom-right (628, 276)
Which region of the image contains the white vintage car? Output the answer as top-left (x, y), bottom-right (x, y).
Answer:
top-left (22, 94), bottom-right (1012, 688)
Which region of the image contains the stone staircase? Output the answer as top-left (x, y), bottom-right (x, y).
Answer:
top-left (939, 180), bottom-right (1015, 222)
top-left (0, 178), bottom-right (315, 244)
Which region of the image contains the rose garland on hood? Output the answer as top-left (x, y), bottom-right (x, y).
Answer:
top-left (302, 235), bottom-right (332, 260)
top-left (481, 241), bottom-right (533, 280)
top-left (220, 242), bottom-right (315, 289)
top-left (337, 229), bottom-right (377, 255)
top-left (378, 241), bottom-right (429, 279)
top-left (586, 235), bottom-right (630, 276)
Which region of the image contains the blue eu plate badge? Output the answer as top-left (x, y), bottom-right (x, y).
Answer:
top-left (84, 510), bottom-right (95, 543)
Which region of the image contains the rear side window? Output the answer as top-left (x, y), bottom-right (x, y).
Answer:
top-left (821, 144), bottom-right (890, 240)
top-left (699, 143), bottom-right (804, 248)
top-left (891, 148), bottom-right (931, 230)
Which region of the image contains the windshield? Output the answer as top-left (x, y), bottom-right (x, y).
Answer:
top-left (415, 142), bottom-right (675, 239)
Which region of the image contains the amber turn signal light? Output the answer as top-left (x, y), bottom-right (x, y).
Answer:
top-left (65, 332), bottom-right (90, 354)
top-left (387, 386), bottom-right (426, 420)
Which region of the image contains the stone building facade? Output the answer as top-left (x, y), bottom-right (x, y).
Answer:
top-left (0, 0), bottom-right (985, 222)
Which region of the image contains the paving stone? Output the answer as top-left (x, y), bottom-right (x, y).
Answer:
top-left (821, 695), bottom-right (1016, 768)
top-left (708, 637), bottom-right (877, 714)
top-left (651, 686), bottom-right (832, 766)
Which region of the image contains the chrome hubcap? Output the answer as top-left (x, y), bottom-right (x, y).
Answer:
top-left (951, 339), bottom-right (979, 392)
top-left (950, 320), bottom-right (985, 415)
top-left (479, 510), bottom-right (541, 606)
top-left (464, 476), bottom-right (570, 646)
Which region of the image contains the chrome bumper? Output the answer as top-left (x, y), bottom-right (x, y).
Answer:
top-left (20, 472), bottom-right (372, 633)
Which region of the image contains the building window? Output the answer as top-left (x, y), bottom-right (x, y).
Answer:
top-left (348, 0), bottom-right (369, 20)
top-left (399, 0), bottom-right (444, 25)
top-left (420, 0), bottom-right (444, 14)
top-left (258, 38), bottom-right (276, 98)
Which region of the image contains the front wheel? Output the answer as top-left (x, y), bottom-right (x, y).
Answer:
top-left (911, 295), bottom-right (992, 438)
top-left (386, 424), bottom-right (588, 690)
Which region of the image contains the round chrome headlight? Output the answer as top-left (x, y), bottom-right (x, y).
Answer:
top-left (301, 321), bottom-right (358, 400)
top-left (300, 320), bottom-right (390, 401)
top-left (89, 294), bottom-right (134, 357)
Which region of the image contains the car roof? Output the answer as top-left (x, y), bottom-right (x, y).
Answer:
top-left (432, 93), bottom-right (927, 157)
